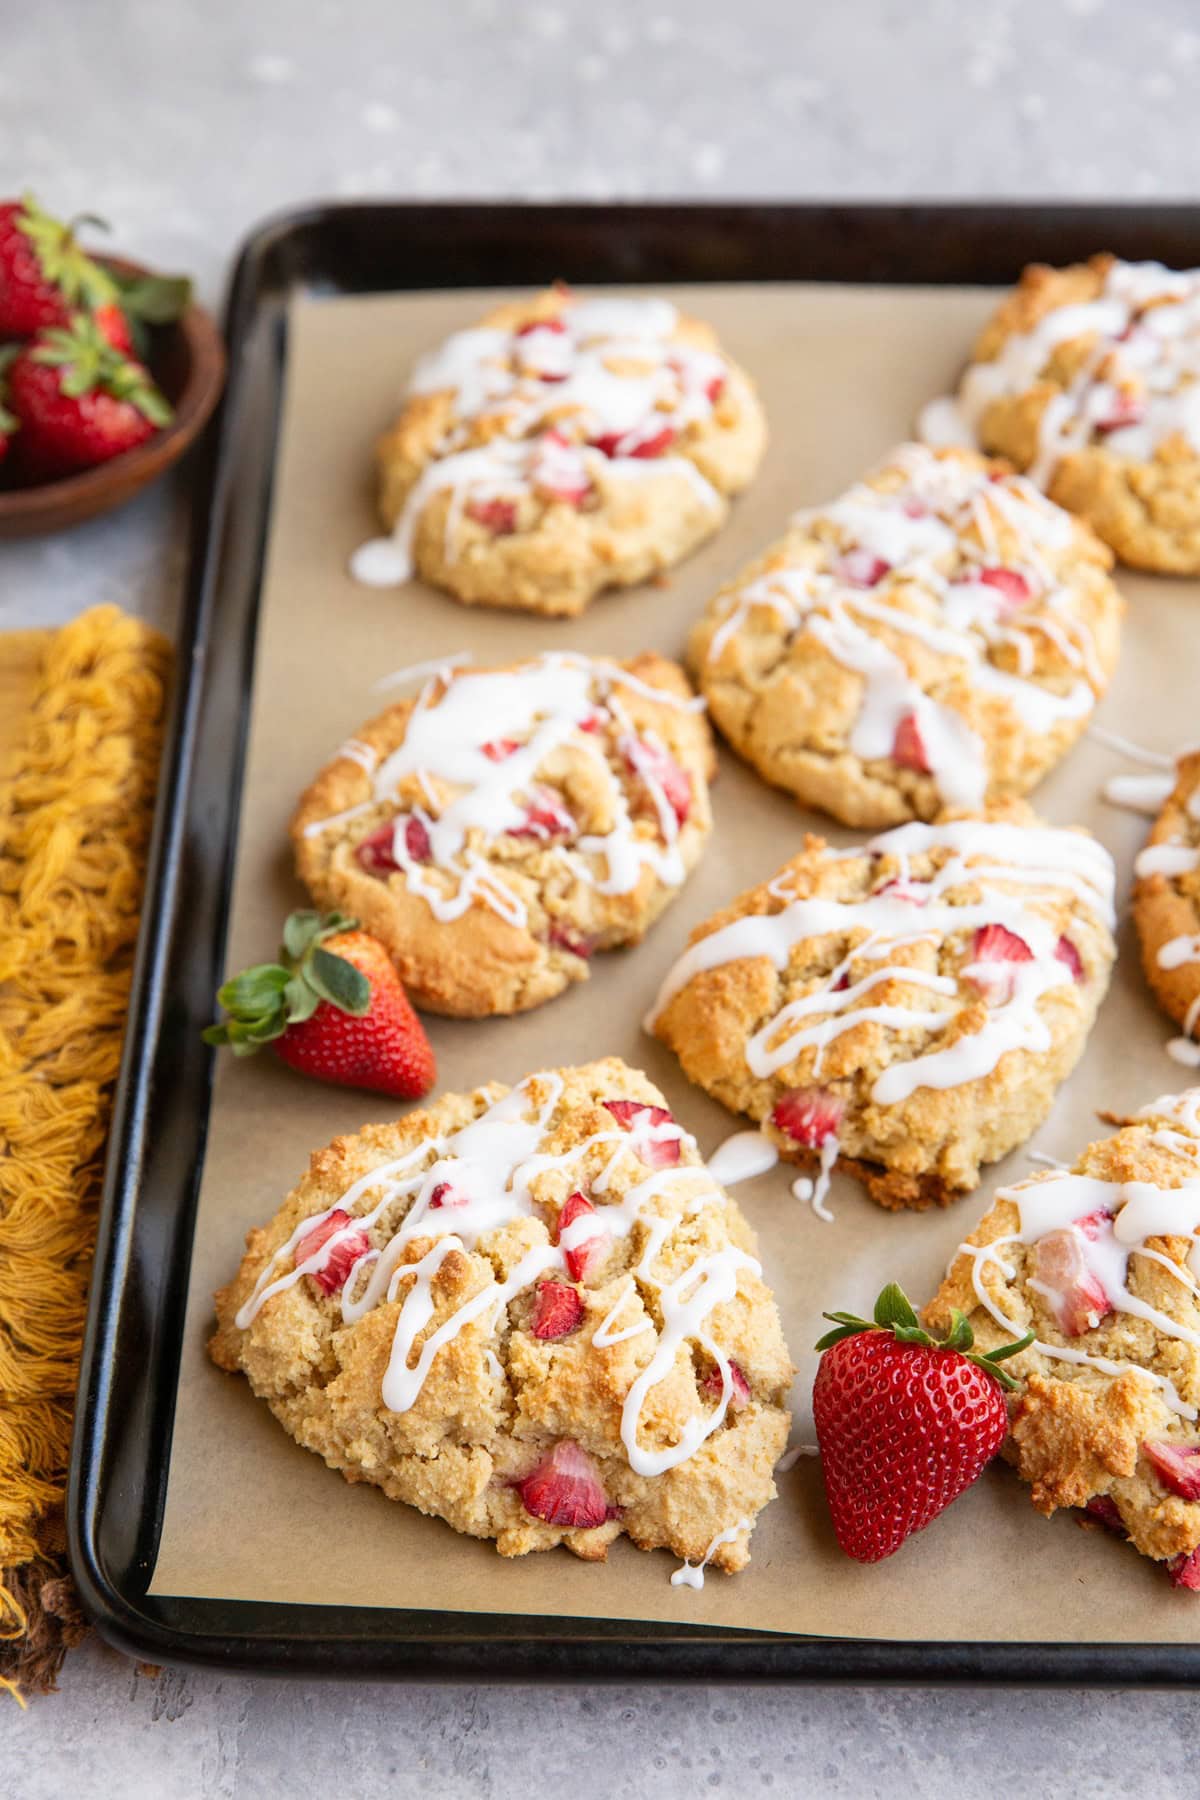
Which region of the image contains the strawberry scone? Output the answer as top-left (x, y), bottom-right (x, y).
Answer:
top-left (648, 804), bottom-right (1116, 1212)
top-left (210, 1059), bottom-right (794, 1571)
top-left (920, 256), bottom-right (1200, 574)
top-left (292, 652), bottom-right (715, 1017)
top-left (351, 288), bottom-right (766, 616)
top-left (689, 443), bottom-right (1121, 829)
top-left (1132, 749), bottom-right (1200, 1069)
top-left (925, 1089), bottom-right (1200, 1590)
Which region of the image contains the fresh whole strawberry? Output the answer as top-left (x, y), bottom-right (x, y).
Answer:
top-left (8, 314), bottom-right (173, 479)
top-left (0, 193), bottom-right (190, 351)
top-left (812, 1282), bottom-right (1032, 1563)
top-left (204, 909), bottom-right (436, 1100)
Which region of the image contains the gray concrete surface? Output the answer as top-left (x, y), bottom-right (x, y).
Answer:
top-left (4, 0), bottom-right (1200, 1791)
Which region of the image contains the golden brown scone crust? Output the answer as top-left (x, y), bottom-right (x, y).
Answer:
top-left (1133, 751), bottom-right (1200, 1046)
top-left (961, 255), bottom-right (1200, 574)
top-left (292, 653), bottom-right (715, 1018)
top-left (374, 289), bottom-right (767, 617)
top-left (211, 1058), bottom-right (793, 1571)
top-left (925, 1095), bottom-right (1200, 1577)
top-left (689, 445), bottom-right (1121, 830)
top-left (650, 802), bottom-right (1115, 1208)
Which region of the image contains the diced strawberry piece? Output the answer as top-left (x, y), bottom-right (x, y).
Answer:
top-left (356, 822), bottom-right (399, 875)
top-left (516, 1440), bottom-right (609, 1529)
top-left (1096, 392), bottom-right (1145, 435)
top-left (1055, 935), bottom-right (1085, 984)
top-left (772, 1086), bottom-right (844, 1148)
top-left (556, 1190), bottom-right (606, 1281)
top-left (832, 971), bottom-right (851, 992)
top-left (508, 786), bottom-right (575, 840)
top-left (428, 1180), bottom-right (467, 1211)
top-left (1085, 1495), bottom-right (1127, 1537)
top-left (532, 1279), bottom-right (585, 1340)
top-left (515, 317), bottom-right (567, 337)
top-left (1074, 1207), bottom-right (1114, 1242)
top-left (705, 372), bottom-right (726, 403)
top-left (578, 712), bottom-right (604, 733)
top-left (466, 497), bottom-right (518, 534)
top-left (530, 428), bottom-right (591, 504)
top-left (482, 738), bottom-right (519, 762)
top-left (295, 1210), bottom-right (370, 1295)
top-left (972, 923), bottom-right (1034, 966)
top-left (978, 566), bottom-right (1033, 609)
top-left (1144, 1440), bottom-right (1200, 1502)
top-left (873, 877), bottom-right (930, 906)
top-left (589, 424), bottom-right (676, 459)
top-left (701, 1359), bottom-right (751, 1411)
top-left (834, 548), bottom-right (890, 588)
top-left (548, 921), bottom-right (596, 960)
top-left (1169, 1547), bottom-right (1200, 1590)
top-left (602, 1100), bottom-right (681, 1168)
top-left (902, 498), bottom-right (929, 519)
top-left (622, 736), bottom-right (692, 826)
top-left (891, 713), bottom-right (930, 773)
top-left (1033, 1227), bottom-right (1113, 1336)
top-left (405, 815), bottom-right (432, 863)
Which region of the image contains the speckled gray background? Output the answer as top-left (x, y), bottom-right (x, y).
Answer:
top-left (5, 0), bottom-right (1200, 1791)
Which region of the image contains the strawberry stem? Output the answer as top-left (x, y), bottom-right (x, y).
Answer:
top-left (815, 1281), bottom-right (1034, 1391)
top-left (204, 910), bottom-right (370, 1056)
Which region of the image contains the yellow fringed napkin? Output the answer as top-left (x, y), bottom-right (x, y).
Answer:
top-left (0, 605), bottom-right (171, 1700)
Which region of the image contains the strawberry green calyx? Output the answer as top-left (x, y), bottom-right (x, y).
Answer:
top-left (204, 911), bottom-right (371, 1057)
top-left (815, 1281), bottom-right (1034, 1392)
top-left (30, 315), bottom-right (173, 426)
top-left (0, 345), bottom-right (18, 436)
top-left (15, 192), bottom-right (120, 313)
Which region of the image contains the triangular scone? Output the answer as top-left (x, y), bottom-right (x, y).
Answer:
top-left (648, 803), bottom-right (1115, 1211)
top-left (292, 652), bottom-right (715, 1018)
top-left (211, 1059), bottom-right (793, 1573)
top-left (925, 1089), bottom-right (1200, 1589)
top-left (1132, 748), bottom-right (1200, 1057)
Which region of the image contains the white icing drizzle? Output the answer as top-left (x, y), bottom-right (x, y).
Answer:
top-left (705, 443), bottom-right (1100, 811)
top-left (920, 259), bottom-right (1200, 481)
top-left (776, 1443), bottom-right (820, 1472)
top-left (959, 1090), bottom-right (1200, 1418)
top-left (373, 650), bottom-right (473, 693)
top-left (791, 1140), bottom-right (840, 1222)
top-left (351, 294), bottom-right (730, 587)
top-left (704, 1131), bottom-right (779, 1187)
top-left (670, 1517), bottom-right (750, 1590)
top-left (236, 1074), bottom-right (762, 1480)
top-left (302, 652), bottom-right (701, 931)
top-left (647, 817), bottom-right (1114, 1112)
top-left (1105, 773), bottom-right (1177, 817)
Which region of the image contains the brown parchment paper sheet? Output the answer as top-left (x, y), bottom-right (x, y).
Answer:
top-left (149, 282), bottom-right (1200, 1643)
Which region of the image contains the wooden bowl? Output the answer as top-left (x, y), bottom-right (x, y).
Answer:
top-left (0, 256), bottom-right (225, 539)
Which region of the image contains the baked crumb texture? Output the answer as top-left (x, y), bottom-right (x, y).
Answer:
top-left (920, 255), bottom-right (1200, 574)
top-left (357, 288), bottom-right (767, 615)
top-left (210, 1058), bottom-right (794, 1572)
top-left (292, 652), bottom-right (716, 1018)
top-left (689, 442), bottom-right (1121, 830)
top-left (1132, 751), bottom-right (1200, 1063)
top-left (925, 1088), bottom-right (1200, 1590)
top-left (649, 803), bottom-right (1115, 1211)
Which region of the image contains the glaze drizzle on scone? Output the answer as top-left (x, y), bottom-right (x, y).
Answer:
top-left (926, 1089), bottom-right (1200, 1589)
top-left (353, 289), bottom-right (766, 615)
top-left (690, 444), bottom-right (1120, 828)
top-left (921, 256), bottom-right (1200, 574)
top-left (292, 652), bottom-right (715, 1017)
top-left (649, 806), bottom-right (1116, 1211)
top-left (1133, 750), bottom-right (1200, 1069)
top-left (210, 1059), bottom-right (793, 1570)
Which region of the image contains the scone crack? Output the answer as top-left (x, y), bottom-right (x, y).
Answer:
top-left (213, 1060), bottom-right (793, 1571)
top-left (690, 444), bottom-right (1120, 827)
top-left (926, 1087), bottom-right (1200, 1586)
top-left (292, 652), bottom-right (714, 1016)
top-left (650, 806), bottom-right (1116, 1209)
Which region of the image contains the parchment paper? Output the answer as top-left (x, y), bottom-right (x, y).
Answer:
top-left (149, 281), bottom-right (1200, 1643)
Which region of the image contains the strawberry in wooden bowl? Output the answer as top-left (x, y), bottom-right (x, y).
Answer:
top-left (0, 193), bottom-right (224, 537)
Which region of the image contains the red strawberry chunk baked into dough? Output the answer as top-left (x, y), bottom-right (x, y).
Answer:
top-left (925, 1088), bottom-right (1200, 1589)
top-left (648, 801), bottom-right (1116, 1212)
top-left (210, 1058), bottom-right (794, 1572)
top-left (351, 287), bottom-right (767, 617)
top-left (689, 443), bottom-right (1122, 830)
top-left (291, 651), bottom-right (715, 1018)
